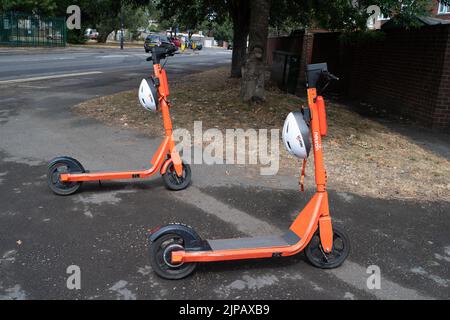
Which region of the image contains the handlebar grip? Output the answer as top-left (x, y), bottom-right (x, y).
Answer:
top-left (146, 56), bottom-right (153, 62)
top-left (324, 71), bottom-right (339, 81)
top-left (329, 73), bottom-right (339, 81)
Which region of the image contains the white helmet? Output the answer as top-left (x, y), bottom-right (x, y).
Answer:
top-left (138, 78), bottom-right (159, 112)
top-left (282, 111), bottom-right (311, 159)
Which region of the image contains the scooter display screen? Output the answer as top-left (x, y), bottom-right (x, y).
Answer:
top-left (306, 63), bottom-right (328, 88)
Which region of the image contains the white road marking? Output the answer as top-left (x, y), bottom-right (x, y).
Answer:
top-left (0, 71), bottom-right (103, 84)
top-left (330, 261), bottom-right (433, 300)
top-left (0, 97), bottom-right (18, 102)
top-left (174, 187), bottom-right (279, 235)
top-left (176, 186), bottom-right (434, 300)
top-left (17, 84), bottom-right (50, 89)
top-left (98, 55), bottom-right (131, 59)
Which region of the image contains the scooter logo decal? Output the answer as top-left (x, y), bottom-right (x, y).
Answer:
top-left (313, 132), bottom-right (321, 151)
top-left (296, 135), bottom-right (304, 147)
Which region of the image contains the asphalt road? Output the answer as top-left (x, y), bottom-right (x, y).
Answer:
top-left (0, 47), bottom-right (449, 300)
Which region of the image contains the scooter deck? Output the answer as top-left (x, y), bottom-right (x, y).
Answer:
top-left (206, 231), bottom-right (300, 251)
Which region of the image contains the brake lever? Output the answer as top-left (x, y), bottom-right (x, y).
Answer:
top-left (325, 71), bottom-right (339, 81)
top-left (330, 74), bottom-right (339, 81)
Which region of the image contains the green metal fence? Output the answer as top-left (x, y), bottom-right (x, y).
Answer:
top-left (0, 12), bottom-right (66, 47)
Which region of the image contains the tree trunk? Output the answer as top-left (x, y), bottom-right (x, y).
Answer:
top-left (96, 28), bottom-right (113, 43)
top-left (229, 0), bottom-right (250, 78)
top-left (240, 0), bottom-right (270, 103)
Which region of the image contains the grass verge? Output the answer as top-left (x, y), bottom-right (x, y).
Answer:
top-left (74, 67), bottom-right (450, 202)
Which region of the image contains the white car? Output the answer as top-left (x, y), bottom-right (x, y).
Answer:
top-left (85, 28), bottom-right (99, 40)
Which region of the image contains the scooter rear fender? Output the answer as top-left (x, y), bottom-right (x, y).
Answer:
top-left (148, 223), bottom-right (211, 251)
top-left (48, 156), bottom-right (84, 171)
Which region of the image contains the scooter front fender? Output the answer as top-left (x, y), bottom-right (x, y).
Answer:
top-left (160, 155), bottom-right (183, 176)
top-left (160, 159), bottom-right (173, 175)
top-left (148, 223), bottom-right (211, 251)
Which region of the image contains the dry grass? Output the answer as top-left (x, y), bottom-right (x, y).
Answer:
top-left (74, 67), bottom-right (450, 202)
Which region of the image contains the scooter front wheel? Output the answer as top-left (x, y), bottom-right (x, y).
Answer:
top-left (149, 233), bottom-right (197, 280)
top-left (304, 225), bottom-right (350, 269)
top-left (162, 162), bottom-right (192, 191)
top-left (47, 157), bottom-right (84, 196)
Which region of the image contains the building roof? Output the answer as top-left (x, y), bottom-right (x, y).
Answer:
top-left (381, 16), bottom-right (450, 30)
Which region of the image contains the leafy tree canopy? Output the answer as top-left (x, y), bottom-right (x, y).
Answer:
top-left (0, 0), bottom-right (57, 15)
top-left (270, 0), bottom-right (450, 33)
top-left (157, 0), bottom-right (228, 33)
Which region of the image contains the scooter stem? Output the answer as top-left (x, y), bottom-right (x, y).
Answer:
top-left (306, 87), bottom-right (333, 252)
top-left (307, 88), bottom-right (327, 192)
top-left (153, 63), bottom-right (183, 176)
top-left (153, 64), bottom-right (173, 135)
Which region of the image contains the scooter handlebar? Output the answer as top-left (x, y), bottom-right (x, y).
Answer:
top-left (323, 71), bottom-right (339, 81)
top-left (147, 46), bottom-right (177, 64)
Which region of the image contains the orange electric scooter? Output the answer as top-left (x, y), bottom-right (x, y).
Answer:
top-left (147, 63), bottom-right (350, 279)
top-left (47, 47), bottom-right (191, 195)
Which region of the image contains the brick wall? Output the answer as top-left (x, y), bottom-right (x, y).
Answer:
top-left (266, 34), bottom-right (303, 65)
top-left (335, 26), bottom-right (450, 130)
top-left (310, 32), bottom-right (342, 91)
top-left (434, 28), bottom-right (450, 129)
top-left (268, 25), bottom-right (450, 130)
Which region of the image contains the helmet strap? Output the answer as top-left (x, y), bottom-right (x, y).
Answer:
top-left (299, 159), bottom-right (307, 192)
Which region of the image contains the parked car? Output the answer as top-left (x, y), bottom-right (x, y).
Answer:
top-left (46, 32), bottom-right (62, 40)
top-left (84, 28), bottom-right (99, 40)
top-left (186, 39), bottom-right (203, 51)
top-left (144, 34), bottom-right (178, 53)
top-left (192, 40), bottom-right (203, 50)
top-left (170, 37), bottom-right (182, 47)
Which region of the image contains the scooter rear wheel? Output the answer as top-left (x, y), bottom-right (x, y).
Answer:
top-left (149, 233), bottom-right (197, 280)
top-left (47, 157), bottom-right (84, 196)
top-left (162, 162), bottom-right (191, 191)
top-left (304, 226), bottom-right (350, 269)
